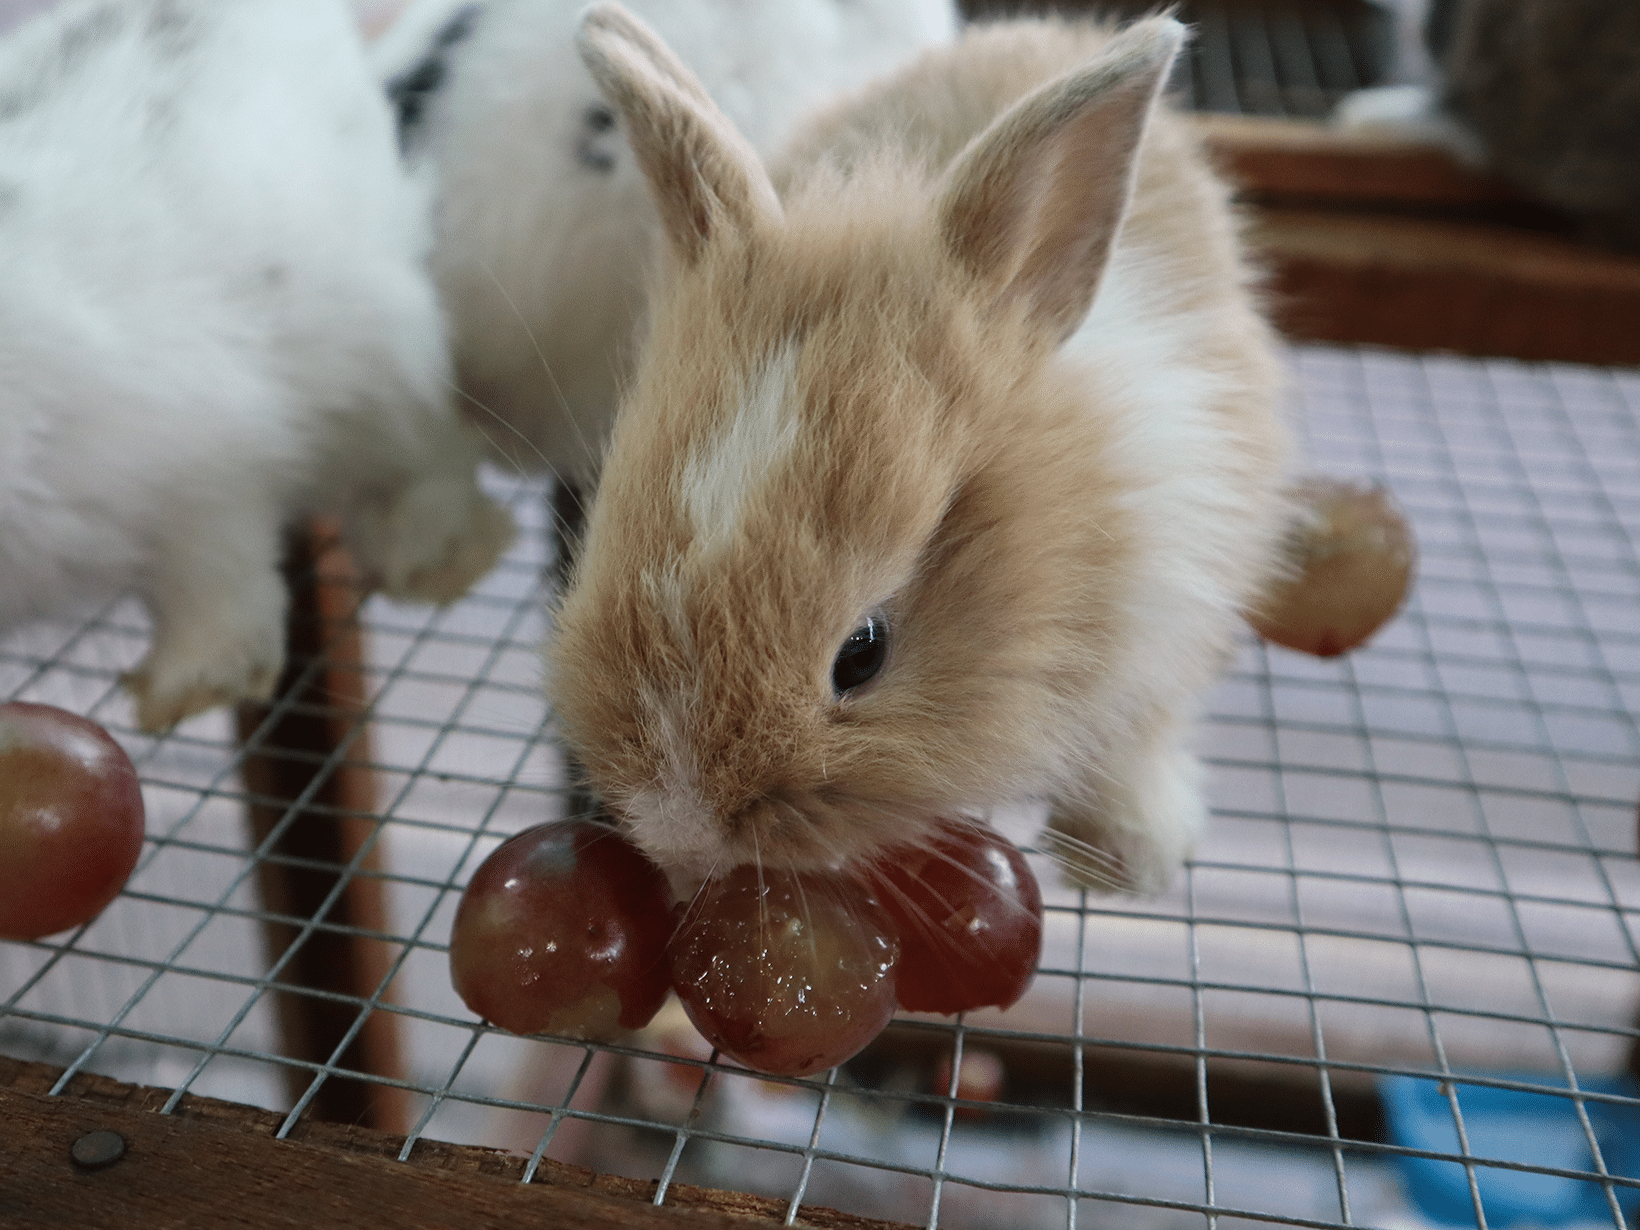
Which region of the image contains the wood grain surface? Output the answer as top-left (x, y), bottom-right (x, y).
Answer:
top-left (234, 524), bottom-right (407, 1134)
top-left (1197, 114), bottom-right (1640, 366)
top-left (1196, 112), bottom-right (1525, 209)
top-left (1248, 208), bottom-right (1640, 365)
top-left (0, 1057), bottom-right (907, 1230)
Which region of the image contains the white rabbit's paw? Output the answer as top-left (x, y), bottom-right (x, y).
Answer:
top-left (1047, 745), bottom-right (1206, 896)
top-left (358, 478), bottom-right (515, 606)
top-left (124, 629), bottom-right (283, 732)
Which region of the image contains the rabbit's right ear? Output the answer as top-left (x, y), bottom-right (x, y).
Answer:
top-left (577, 2), bottom-right (781, 264)
top-left (936, 17), bottom-right (1184, 343)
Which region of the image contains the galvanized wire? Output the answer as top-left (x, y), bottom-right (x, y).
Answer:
top-left (1, 344), bottom-right (1638, 1230)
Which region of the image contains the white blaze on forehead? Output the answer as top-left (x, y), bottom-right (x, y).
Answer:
top-left (679, 342), bottom-right (804, 555)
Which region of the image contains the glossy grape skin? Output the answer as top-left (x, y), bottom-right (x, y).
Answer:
top-left (0, 702), bottom-right (146, 940)
top-left (866, 823), bottom-right (1043, 1015)
top-left (449, 820), bottom-right (674, 1040)
top-left (667, 866), bottom-right (899, 1077)
top-left (1250, 477), bottom-right (1416, 658)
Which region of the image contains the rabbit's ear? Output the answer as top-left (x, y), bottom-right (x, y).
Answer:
top-left (577, 2), bottom-right (781, 264)
top-left (936, 18), bottom-right (1184, 342)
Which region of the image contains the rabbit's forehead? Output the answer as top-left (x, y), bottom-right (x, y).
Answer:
top-left (676, 340), bottom-right (804, 559)
top-left (667, 329), bottom-right (950, 554)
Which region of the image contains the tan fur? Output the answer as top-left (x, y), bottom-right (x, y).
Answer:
top-left (551, 7), bottom-right (1291, 891)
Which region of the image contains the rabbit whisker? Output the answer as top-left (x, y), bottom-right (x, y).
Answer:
top-left (474, 256), bottom-right (601, 471)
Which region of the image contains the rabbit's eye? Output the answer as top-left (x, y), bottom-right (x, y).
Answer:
top-left (832, 616), bottom-right (888, 696)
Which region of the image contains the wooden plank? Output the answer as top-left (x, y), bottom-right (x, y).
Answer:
top-left (0, 1057), bottom-right (907, 1230)
top-left (1188, 114), bottom-right (1640, 364)
top-left (1195, 112), bottom-right (1524, 209)
top-left (1249, 208), bottom-right (1640, 366)
top-left (234, 523), bottom-right (408, 1134)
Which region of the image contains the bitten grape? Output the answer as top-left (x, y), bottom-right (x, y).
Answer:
top-left (0, 702), bottom-right (145, 940)
top-left (1250, 476), bottom-right (1416, 657)
top-left (449, 820), bottom-right (674, 1040)
top-left (667, 866), bottom-right (899, 1077)
top-left (866, 822), bottom-right (1042, 1014)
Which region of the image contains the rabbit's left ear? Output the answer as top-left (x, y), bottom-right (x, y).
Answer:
top-left (936, 17), bottom-right (1184, 342)
top-left (577, 1), bottom-right (781, 265)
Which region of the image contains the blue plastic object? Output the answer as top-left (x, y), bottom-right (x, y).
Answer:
top-left (1379, 1072), bottom-right (1640, 1227)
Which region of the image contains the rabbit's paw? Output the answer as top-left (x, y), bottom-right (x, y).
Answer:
top-left (126, 538), bottom-right (289, 731)
top-left (354, 477), bottom-right (515, 606)
top-left (124, 631), bottom-right (283, 732)
top-left (1047, 743), bottom-right (1206, 896)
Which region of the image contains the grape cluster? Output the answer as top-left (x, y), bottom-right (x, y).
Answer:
top-left (449, 818), bottom-right (1044, 1076)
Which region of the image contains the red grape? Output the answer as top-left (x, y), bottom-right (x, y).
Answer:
top-left (1250, 476), bottom-right (1416, 658)
top-left (934, 1046), bottom-right (1007, 1119)
top-left (0, 702), bottom-right (145, 940)
top-left (667, 865), bottom-right (899, 1077)
top-left (865, 822), bottom-right (1042, 1015)
top-left (449, 820), bottom-right (674, 1040)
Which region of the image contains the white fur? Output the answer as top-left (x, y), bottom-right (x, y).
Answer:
top-left (0, 0), bottom-right (512, 729)
top-left (1331, 83), bottom-right (1485, 164)
top-left (1037, 247), bottom-right (1279, 890)
top-left (680, 342), bottom-right (804, 557)
top-left (1069, 248), bottom-right (1254, 684)
top-left (372, 0), bottom-right (958, 481)
top-left (1326, 1), bottom-right (1481, 162)
top-left (626, 768), bottom-right (718, 877)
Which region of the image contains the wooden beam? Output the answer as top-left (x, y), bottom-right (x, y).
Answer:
top-left (0, 1057), bottom-right (905, 1230)
top-left (1196, 112), bottom-right (1522, 209)
top-left (1196, 114), bottom-right (1640, 366)
top-left (1250, 208), bottom-right (1640, 366)
top-left (235, 523), bottom-right (408, 1134)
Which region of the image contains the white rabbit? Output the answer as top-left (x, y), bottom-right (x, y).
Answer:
top-left (0, 0), bottom-right (513, 730)
top-left (370, 0), bottom-right (958, 483)
top-left (546, 4), bottom-right (1293, 894)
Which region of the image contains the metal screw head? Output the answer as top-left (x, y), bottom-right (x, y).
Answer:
top-left (70, 1129), bottom-right (126, 1170)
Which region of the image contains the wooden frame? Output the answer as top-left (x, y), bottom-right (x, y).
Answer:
top-left (0, 1057), bottom-right (894, 1229)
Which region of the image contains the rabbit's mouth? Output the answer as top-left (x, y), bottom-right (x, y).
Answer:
top-left (616, 782), bottom-right (942, 883)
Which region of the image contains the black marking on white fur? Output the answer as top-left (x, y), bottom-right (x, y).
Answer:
top-left (0, 4), bottom-right (125, 123)
top-left (0, 84), bottom-right (37, 123)
top-left (576, 103), bottom-right (618, 172)
top-left (55, 4), bottom-right (124, 71)
top-left (142, 0), bottom-right (201, 60)
top-left (386, 3), bottom-right (482, 155)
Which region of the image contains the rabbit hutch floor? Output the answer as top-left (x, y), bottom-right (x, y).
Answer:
top-left (2, 341), bottom-right (1638, 1229)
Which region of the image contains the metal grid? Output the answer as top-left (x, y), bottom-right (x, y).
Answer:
top-left (1171, 0), bottom-right (1393, 116)
top-left (963, 0), bottom-right (1397, 118)
top-left (2, 342), bottom-right (1639, 1229)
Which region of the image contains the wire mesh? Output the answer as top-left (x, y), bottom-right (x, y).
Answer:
top-left (962, 0), bottom-right (1398, 117)
top-left (3, 342), bottom-right (1639, 1229)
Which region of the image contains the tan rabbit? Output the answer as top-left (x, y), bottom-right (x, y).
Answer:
top-left (548, 4), bottom-right (1291, 893)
